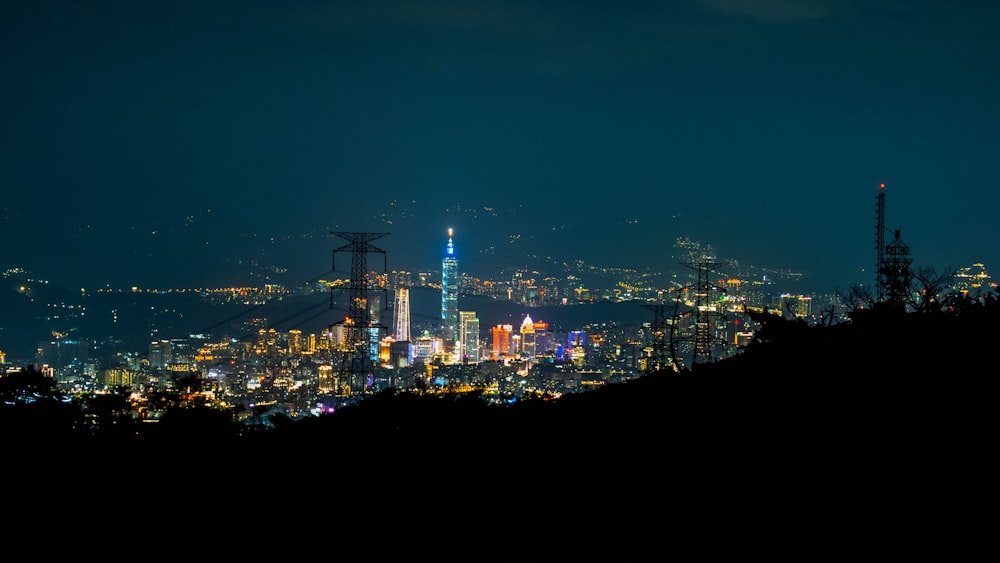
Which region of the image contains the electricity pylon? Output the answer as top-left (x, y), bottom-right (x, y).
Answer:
top-left (331, 231), bottom-right (388, 403)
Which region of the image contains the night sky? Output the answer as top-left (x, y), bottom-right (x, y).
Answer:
top-left (3, 1), bottom-right (999, 291)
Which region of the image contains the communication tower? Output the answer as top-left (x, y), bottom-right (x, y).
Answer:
top-left (875, 183), bottom-right (887, 302)
top-left (883, 228), bottom-right (913, 311)
top-left (874, 183), bottom-right (912, 310)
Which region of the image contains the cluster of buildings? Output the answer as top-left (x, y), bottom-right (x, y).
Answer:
top-left (4, 230), bottom-right (995, 422)
top-left (383, 230), bottom-right (581, 369)
top-left (325, 229), bottom-right (638, 407)
top-left (4, 231), bottom-right (661, 421)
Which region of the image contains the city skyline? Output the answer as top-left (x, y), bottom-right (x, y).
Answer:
top-left (3, 2), bottom-right (999, 291)
top-left (2, 217), bottom-right (994, 409)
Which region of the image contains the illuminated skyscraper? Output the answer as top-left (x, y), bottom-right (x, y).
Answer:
top-left (533, 320), bottom-right (550, 356)
top-left (568, 330), bottom-right (586, 366)
top-left (318, 363), bottom-right (335, 394)
top-left (459, 310), bottom-right (480, 363)
top-left (519, 314), bottom-right (536, 359)
top-left (367, 293), bottom-right (382, 365)
top-left (491, 324), bottom-right (512, 360)
top-left (393, 287), bottom-right (411, 342)
top-left (441, 228), bottom-right (459, 348)
top-left (287, 329), bottom-right (303, 354)
top-left (413, 332), bottom-right (436, 363)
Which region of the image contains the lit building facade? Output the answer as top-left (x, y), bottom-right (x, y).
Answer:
top-left (287, 329), bottom-right (303, 354)
top-left (393, 287), bottom-right (411, 342)
top-left (533, 320), bottom-right (550, 355)
top-left (441, 228), bottom-right (459, 349)
top-left (148, 339), bottom-right (172, 370)
top-left (954, 263), bottom-right (993, 297)
top-left (412, 333), bottom-right (437, 363)
top-left (459, 310), bottom-right (480, 363)
top-left (491, 324), bottom-right (512, 360)
top-left (519, 314), bottom-right (536, 360)
top-left (317, 363), bottom-right (336, 394)
top-left (568, 330), bottom-right (586, 365)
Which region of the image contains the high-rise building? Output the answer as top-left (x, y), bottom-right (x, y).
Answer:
top-left (441, 228), bottom-right (459, 348)
top-left (148, 339), bottom-right (172, 370)
top-left (459, 310), bottom-right (480, 363)
top-left (533, 320), bottom-right (550, 355)
top-left (388, 339), bottom-right (412, 368)
top-left (413, 333), bottom-right (436, 363)
top-left (568, 330), bottom-right (587, 366)
top-left (288, 329), bottom-right (303, 354)
top-left (368, 292), bottom-right (382, 364)
top-left (318, 363), bottom-right (336, 394)
top-left (328, 324), bottom-right (348, 349)
top-left (491, 324), bottom-right (512, 360)
top-left (393, 287), bottom-right (411, 342)
top-left (519, 314), bottom-right (536, 359)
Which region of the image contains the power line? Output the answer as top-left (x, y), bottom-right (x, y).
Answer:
top-left (194, 269), bottom-right (340, 340)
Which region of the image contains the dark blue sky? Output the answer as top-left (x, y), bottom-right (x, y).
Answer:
top-left (3, 1), bottom-right (999, 290)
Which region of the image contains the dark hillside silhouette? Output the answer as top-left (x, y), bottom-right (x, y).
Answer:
top-left (2, 299), bottom-right (995, 482)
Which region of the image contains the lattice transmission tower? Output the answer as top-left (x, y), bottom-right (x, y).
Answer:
top-left (681, 258), bottom-right (727, 366)
top-left (641, 302), bottom-right (672, 373)
top-left (874, 183), bottom-right (912, 311)
top-left (330, 231), bottom-right (388, 403)
top-left (875, 183), bottom-right (887, 303)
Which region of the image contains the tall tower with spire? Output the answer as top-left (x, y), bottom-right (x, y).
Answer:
top-left (441, 228), bottom-right (459, 350)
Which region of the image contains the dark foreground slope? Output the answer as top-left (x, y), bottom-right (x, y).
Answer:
top-left (5, 306), bottom-right (992, 554)
top-left (4, 305), bottom-right (994, 485)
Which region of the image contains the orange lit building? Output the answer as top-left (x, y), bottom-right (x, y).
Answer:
top-left (491, 324), bottom-right (512, 360)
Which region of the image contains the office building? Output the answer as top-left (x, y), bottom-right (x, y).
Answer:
top-left (520, 314), bottom-right (536, 360)
top-left (393, 287), bottom-right (411, 342)
top-left (459, 310), bottom-right (480, 363)
top-left (441, 228), bottom-right (459, 349)
top-left (491, 324), bottom-right (512, 360)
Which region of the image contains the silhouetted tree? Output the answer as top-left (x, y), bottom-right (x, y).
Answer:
top-left (840, 265), bottom-right (957, 316)
top-left (909, 265), bottom-right (957, 313)
top-left (0, 365), bottom-right (81, 442)
top-left (0, 364), bottom-right (65, 405)
top-left (820, 304), bottom-right (838, 327)
top-left (838, 283), bottom-right (878, 314)
top-left (173, 371), bottom-right (205, 393)
top-left (76, 390), bottom-right (137, 438)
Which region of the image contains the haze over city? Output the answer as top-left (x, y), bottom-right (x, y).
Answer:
top-left (3, 1), bottom-right (999, 291)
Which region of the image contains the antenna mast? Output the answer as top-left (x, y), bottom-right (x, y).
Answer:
top-left (875, 183), bottom-right (887, 302)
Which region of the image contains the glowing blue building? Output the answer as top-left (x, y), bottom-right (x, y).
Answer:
top-left (441, 228), bottom-right (459, 348)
